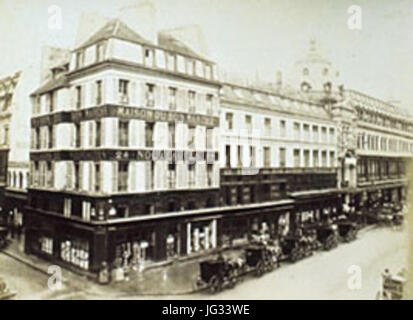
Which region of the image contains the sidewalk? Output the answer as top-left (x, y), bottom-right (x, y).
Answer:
top-left (1, 240), bottom-right (227, 298)
top-left (2, 224), bottom-right (378, 298)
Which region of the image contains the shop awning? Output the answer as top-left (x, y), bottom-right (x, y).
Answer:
top-left (289, 188), bottom-right (340, 200)
top-left (105, 199), bottom-right (295, 226)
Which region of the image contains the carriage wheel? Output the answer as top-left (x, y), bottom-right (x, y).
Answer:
top-left (255, 261), bottom-right (265, 277)
top-left (324, 237), bottom-right (333, 250)
top-left (208, 276), bottom-right (221, 294)
top-left (229, 275), bottom-right (238, 288)
top-left (290, 247), bottom-right (300, 262)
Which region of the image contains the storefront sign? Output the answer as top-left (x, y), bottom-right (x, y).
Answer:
top-left (32, 104), bottom-right (220, 127)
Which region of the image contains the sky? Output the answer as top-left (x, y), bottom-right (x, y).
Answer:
top-left (0, 0), bottom-right (412, 111)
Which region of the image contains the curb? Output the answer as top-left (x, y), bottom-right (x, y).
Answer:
top-left (1, 249), bottom-right (51, 278)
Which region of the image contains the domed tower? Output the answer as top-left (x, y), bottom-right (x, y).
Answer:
top-left (293, 39), bottom-right (342, 102)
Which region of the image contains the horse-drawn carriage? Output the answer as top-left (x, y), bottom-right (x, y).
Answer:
top-left (197, 242), bottom-right (280, 293)
top-left (197, 256), bottom-right (240, 293)
top-left (304, 221), bottom-right (339, 251)
top-left (335, 217), bottom-right (358, 242)
top-left (245, 243), bottom-right (279, 277)
top-left (280, 232), bottom-right (313, 262)
top-left (365, 203), bottom-right (404, 227)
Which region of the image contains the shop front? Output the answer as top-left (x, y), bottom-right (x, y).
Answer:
top-left (290, 189), bottom-right (341, 229)
top-left (219, 202), bottom-right (294, 246)
top-left (24, 210), bottom-right (101, 273)
top-left (185, 217), bottom-right (218, 255)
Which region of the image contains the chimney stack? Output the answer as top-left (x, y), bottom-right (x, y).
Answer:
top-left (74, 12), bottom-right (110, 48)
top-left (118, 0), bottom-right (157, 43)
top-left (158, 25), bottom-right (209, 58)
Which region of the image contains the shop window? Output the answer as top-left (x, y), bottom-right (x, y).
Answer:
top-left (60, 238), bottom-right (89, 270)
top-left (40, 236), bottom-right (53, 255)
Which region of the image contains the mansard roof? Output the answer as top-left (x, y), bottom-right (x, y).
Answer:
top-left (76, 18), bottom-right (154, 50)
top-left (157, 31), bottom-right (206, 61)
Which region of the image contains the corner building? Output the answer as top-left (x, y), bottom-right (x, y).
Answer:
top-left (25, 19), bottom-right (221, 272)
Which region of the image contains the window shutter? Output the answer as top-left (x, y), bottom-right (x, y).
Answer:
top-left (181, 89), bottom-right (187, 112)
top-left (71, 124), bottom-right (76, 147)
top-left (195, 92), bottom-right (202, 113)
top-left (81, 84), bottom-right (86, 108)
top-left (113, 118), bottom-right (119, 147)
top-left (130, 81), bottom-right (137, 105)
top-left (112, 161), bottom-right (118, 193)
top-left (145, 161), bottom-right (152, 190)
top-left (140, 82), bottom-right (146, 106)
top-left (155, 85), bottom-right (162, 108)
top-left (30, 129), bottom-right (35, 149)
top-left (66, 161), bottom-right (73, 189)
top-left (88, 162), bottom-right (94, 192)
top-left (89, 121), bottom-right (95, 147)
top-left (129, 161), bottom-right (136, 191)
top-left (101, 78), bottom-right (106, 105)
top-left (113, 77), bottom-right (118, 104)
top-left (162, 85), bottom-right (168, 109)
top-left (69, 87), bottom-right (75, 110)
top-left (80, 122), bottom-right (86, 147)
top-left (91, 82), bottom-right (96, 106)
top-left (129, 120), bottom-right (136, 147)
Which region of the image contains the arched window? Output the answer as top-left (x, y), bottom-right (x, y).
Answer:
top-left (13, 172), bottom-right (17, 187)
top-left (301, 81), bottom-right (311, 92)
top-left (323, 82), bottom-right (332, 93)
top-left (302, 68), bottom-right (309, 76)
top-left (19, 172), bottom-right (23, 189)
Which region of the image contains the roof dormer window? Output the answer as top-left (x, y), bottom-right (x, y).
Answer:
top-left (96, 41), bottom-right (106, 63)
top-left (75, 51), bottom-right (85, 69)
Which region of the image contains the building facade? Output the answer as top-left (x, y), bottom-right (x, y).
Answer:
top-left (21, 20), bottom-right (413, 276)
top-left (25, 19), bottom-right (222, 273)
top-left (218, 82), bottom-right (340, 246)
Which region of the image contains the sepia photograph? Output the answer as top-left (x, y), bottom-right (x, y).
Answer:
top-left (0, 0), bottom-right (412, 304)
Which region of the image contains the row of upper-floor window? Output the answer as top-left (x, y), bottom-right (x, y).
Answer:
top-left (357, 132), bottom-right (413, 153)
top-left (32, 79), bottom-right (217, 116)
top-left (224, 144), bottom-right (336, 168)
top-left (357, 109), bottom-right (413, 133)
top-left (31, 120), bottom-right (218, 150)
top-left (7, 169), bottom-right (29, 189)
top-left (73, 39), bottom-right (217, 81)
top-left (224, 112), bottom-right (335, 143)
top-left (357, 159), bottom-right (405, 177)
top-left (30, 160), bottom-right (219, 193)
